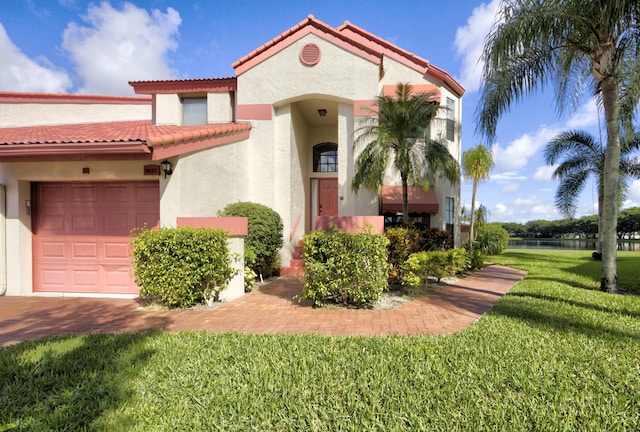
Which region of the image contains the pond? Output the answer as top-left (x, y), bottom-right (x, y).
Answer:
top-left (508, 239), bottom-right (640, 251)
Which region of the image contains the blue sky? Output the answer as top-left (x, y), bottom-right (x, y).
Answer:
top-left (2, 0), bottom-right (638, 223)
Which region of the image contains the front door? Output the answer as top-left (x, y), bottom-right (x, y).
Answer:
top-left (318, 178), bottom-right (338, 216)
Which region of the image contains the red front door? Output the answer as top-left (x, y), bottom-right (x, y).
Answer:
top-left (318, 178), bottom-right (338, 216)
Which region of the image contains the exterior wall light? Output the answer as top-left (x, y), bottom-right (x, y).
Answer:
top-left (318, 109), bottom-right (327, 117)
top-left (160, 160), bottom-right (173, 178)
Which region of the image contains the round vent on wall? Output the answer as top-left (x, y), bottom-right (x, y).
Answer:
top-left (300, 43), bottom-right (321, 66)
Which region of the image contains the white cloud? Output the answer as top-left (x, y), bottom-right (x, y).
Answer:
top-left (499, 183), bottom-right (520, 194)
top-left (62, 2), bottom-right (182, 95)
top-left (566, 98), bottom-right (600, 129)
top-left (492, 126), bottom-right (558, 173)
top-left (533, 164), bottom-right (557, 181)
top-left (491, 172), bottom-right (527, 182)
top-left (453, 0), bottom-right (501, 93)
top-left (492, 195), bottom-right (561, 222)
top-left (0, 23), bottom-right (72, 92)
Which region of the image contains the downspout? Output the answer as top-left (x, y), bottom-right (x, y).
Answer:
top-left (0, 184), bottom-right (6, 295)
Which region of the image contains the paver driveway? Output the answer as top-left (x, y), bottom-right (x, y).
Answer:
top-left (0, 264), bottom-right (526, 346)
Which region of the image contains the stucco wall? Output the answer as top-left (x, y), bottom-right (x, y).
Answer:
top-left (237, 33), bottom-right (379, 104)
top-left (0, 103), bottom-right (150, 127)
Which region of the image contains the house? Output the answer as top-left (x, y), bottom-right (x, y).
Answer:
top-left (0, 15), bottom-right (464, 298)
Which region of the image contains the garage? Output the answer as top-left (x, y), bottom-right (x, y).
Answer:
top-left (32, 181), bottom-right (160, 294)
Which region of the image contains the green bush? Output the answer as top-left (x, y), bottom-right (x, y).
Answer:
top-left (131, 227), bottom-right (237, 308)
top-left (218, 202), bottom-right (283, 276)
top-left (419, 228), bottom-right (453, 251)
top-left (243, 245), bottom-right (258, 291)
top-left (465, 247), bottom-right (484, 270)
top-left (475, 223), bottom-right (509, 255)
top-left (385, 226), bottom-right (421, 286)
top-left (301, 227), bottom-right (391, 308)
top-left (400, 248), bottom-right (470, 288)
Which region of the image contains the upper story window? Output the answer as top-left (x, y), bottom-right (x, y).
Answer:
top-left (446, 97), bottom-right (455, 141)
top-left (182, 97), bottom-right (207, 125)
top-left (313, 142), bottom-right (338, 172)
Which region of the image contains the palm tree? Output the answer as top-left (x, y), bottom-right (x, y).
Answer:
top-left (477, 0), bottom-right (640, 293)
top-left (352, 83), bottom-right (459, 223)
top-left (545, 129), bottom-right (640, 252)
top-left (463, 144), bottom-right (494, 249)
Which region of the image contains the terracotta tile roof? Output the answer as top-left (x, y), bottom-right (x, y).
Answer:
top-left (232, 15), bottom-right (382, 73)
top-left (0, 120), bottom-right (248, 144)
top-left (0, 92), bottom-right (150, 105)
top-left (129, 78), bottom-right (237, 94)
top-left (0, 120), bottom-right (252, 159)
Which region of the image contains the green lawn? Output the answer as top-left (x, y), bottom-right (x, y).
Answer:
top-left (1, 250), bottom-right (639, 431)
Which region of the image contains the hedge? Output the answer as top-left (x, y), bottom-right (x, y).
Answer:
top-left (300, 227), bottom-right (390, 308)
top-left (131, 226), bottom-right (237, 308)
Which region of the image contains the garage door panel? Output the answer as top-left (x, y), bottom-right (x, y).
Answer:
top-left (71, 185), bottom-right (97, 202)
top-left (33, 181), bottom-right (159, 294)
top-left (72, 214), bottom-right (97, 231)
top-left (136, 184), bottom-right (159, 202)
top-left (104, 242), bottom-right (130, 260)
top-left (103, 214), bottom-right (130, 232)
top-left (104, 185), bottom-right (130, 202)
top-left (73, 269), bottom-right (99, 287)
top-left (72, 242), bottom-right (98, 259)
top-left (40, 215), bottom-right (65, 231)
top-left (40, 184), bottom-right (65, 202)
top-left (40, 241), bottom-right (66, 258)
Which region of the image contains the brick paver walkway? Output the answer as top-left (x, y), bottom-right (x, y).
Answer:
top-left (0, 264), bottom-right (526, 346)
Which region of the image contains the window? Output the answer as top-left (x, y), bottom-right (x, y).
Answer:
top-left (182, 97), bottom-right (207, 125)
top-left (446, 97), bottom-right (455, 141)
top-left (446, 197), bottom-right (455, 237)
top-left (313, 142), bottom-right (338, 172)
top-left (383, 213), bottom-right (430, 230)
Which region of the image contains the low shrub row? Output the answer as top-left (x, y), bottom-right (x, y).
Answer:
top-left (385, 226), bottom-right (453, 285)
top-left (400, 248), bottom-right (482, 288)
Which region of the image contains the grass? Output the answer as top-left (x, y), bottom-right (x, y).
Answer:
top-left (1, 250), bottom-right (640, 430)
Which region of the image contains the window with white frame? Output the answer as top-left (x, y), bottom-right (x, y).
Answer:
top-left (182, 97), bottom-right (207, 125)
top-left (446, 97), bottom-right (455, 141)
top-left (446, 196), bottom-right (455, 236)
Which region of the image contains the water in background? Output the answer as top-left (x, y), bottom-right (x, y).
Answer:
top-left (508, 239), bottom-right (640, 251)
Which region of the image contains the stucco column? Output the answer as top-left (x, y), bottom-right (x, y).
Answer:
top-left (338, 103), bottom-right (354, 216)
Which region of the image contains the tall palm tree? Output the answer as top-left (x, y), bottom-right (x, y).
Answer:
top-left (463, 144), bottom-right (494, 249)
top-left (477, 0), bottom-right (640, 293)
top-left (545, 129), bottom-right (640, 252)
top-left (352, 83), bottom-right (459, 223)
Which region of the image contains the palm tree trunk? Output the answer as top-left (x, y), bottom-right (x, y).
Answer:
top-left (600, 76), bottom-right (620, 293)
top-left (597, 181), bottom-right (603, 254)
top-left (469, 180), bottom-right (478, 250)
top-left (402, 176), bottom-right (409, 225)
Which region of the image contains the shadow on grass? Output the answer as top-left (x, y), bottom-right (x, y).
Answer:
top-left (0, 331), bottom-right (158, 430)
top-left (491, 295), bottom-right (640, 342)
top-left (508, 291), bottom-right (640, 318)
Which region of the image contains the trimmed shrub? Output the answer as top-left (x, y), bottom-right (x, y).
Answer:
top-left (475, 224), bottom-right (509, 255)
top-left (400, 248), bottom-right (469, 288)
top-left (218, 202), bottom-right (284, 276)
top-left (301, 227), bottom-right (391, 308)
top-left (131, 226), bottom-right (237, 308)
top-left (385, 226), bottom-right (421, 286)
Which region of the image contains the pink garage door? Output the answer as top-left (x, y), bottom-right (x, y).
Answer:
top-left (33, 182), bottom-right (160, 294)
